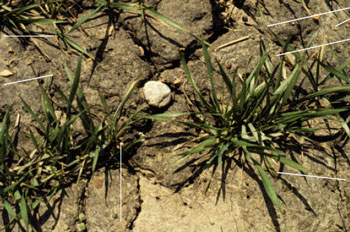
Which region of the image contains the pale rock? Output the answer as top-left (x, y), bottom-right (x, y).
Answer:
top-left (0, 70), bottom-right (13, 77)
top-left (143, 81), bottom-right (172, 108)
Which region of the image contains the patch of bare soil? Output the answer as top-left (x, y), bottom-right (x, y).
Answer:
top-left (1, 0), bottom-right (350, 231)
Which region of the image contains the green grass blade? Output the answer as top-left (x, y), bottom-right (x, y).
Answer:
top-left (337, 115), bottom-right (350, 138)
top-left (67, 55), bottom-right (82, 118)
top-left (144, 7), bottom-right (210, 46)
top-left (111, 79), bottom-right (140, 135)
top-left (180, 52), bottom-right (209, 109)
top-left (230, 137), bottom-right (255, 147)
top-left (28, 130), bottom-right (41, 155)
top-left (91, 146), bottom-right (100, 173)
top-left (320, 62), bottom-right (350, 83)
top-left (244, 147), bottom-right (281, 212)
top-left (58, 31), bottom-right (92, 58)
top-left (99, 93), bottom-right (111, 115)
top-left (3, 199), bottom-right (17, 219)
top-left (137, 112), bottom-right (191, 121)
top-left (68, 4), bottom-right (105, 33)
top-left (23, 18), bottom-right (67, 24)
top-left (20, 96), bottom-right (45, 131)
top-left (4, 3), bottom-right (38, 15)
top-left (280, 64), bottom-right (301, 106)
top-left (270, 63), bottom-right (300, 112)
top-left (0, 104), bottom-right (12, 160)
top-left (216, 58), bottom-right (234, 97)
top-left (248, 123), bottom-right (259, 143)
top-left (20, 197), bottom-right (29, 230)
top-left (207, 142), bottom-right (229, 166)
top-left (272, 156), bottom-right (309, 173)
top-left (65, 58), bottom-right (94, 133)
top-left (202, 44), bottom-right (219, 111)
top-left (305, 86), bottom-right (350, 99)
top-left (168, 136), bottom-right (217, 168)
top-left (108, 1), bottom-right (141, 11)
top-left (40, 87), bottom-right (56, 122)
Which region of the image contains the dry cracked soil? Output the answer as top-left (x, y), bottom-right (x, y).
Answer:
top-left (1, 0), bottom-right (350, 231)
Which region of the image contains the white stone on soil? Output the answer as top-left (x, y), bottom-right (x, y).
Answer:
top-left (143, 81), bottom-right (171, 108)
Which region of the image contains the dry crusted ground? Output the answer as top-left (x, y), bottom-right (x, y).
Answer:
top-left (1, 0), bottom-right (350, 231)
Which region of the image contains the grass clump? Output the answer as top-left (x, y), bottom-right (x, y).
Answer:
top-left (0, 55), bottom-right (143, 230)
top-left (0, 0), bottom-right (209, 58)
top-left (140, 41), bottom-right (350, 212)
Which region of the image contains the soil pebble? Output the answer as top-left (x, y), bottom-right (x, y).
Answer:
top-left (143, 81), bottom-right (172, 108)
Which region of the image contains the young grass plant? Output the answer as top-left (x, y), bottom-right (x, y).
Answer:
top-left (140, 42), bottom-right (350, 212)
top-left (0, 55), bottom-right (142, 230)
top-left (1, 0), bottom-right (209, 58)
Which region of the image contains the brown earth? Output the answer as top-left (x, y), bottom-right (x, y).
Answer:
top-left (1, 0), bottom-right (350, 231)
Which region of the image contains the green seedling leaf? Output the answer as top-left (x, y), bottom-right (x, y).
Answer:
top-left (273, 156), bottom-right (309, 173)
top-left (216, 58), bottom-right (234, 99)
top-left (0, 103), bottom-right (13, 160)
top-left (58, 31), bottom-right (92, 58)
top-left (68, 55), bottom-right (82, 118)
top-left (65, 57), bottom-right (94, 134)
top-left (23, 18), bottom-right (67, 24)
top-left (248, 123), bottom-right (259, 143)
top-left (69, 4), bottom-right (105, 33)
top-left (28, 130), bottom-right (41, 155)
top-left (31, 199), bottom-right (41, 211)
top-left (14, 190), bottom-right (21, 201)
top-left (168, 136), bottom-right (217, 168)
top-left (270, 31), bottom-right (303, 62)
top-left (338, 115), bottom-right (350, 138)
top-left (230, 137), bottom-right (256, 147)
top-left (176, 120), bottom-right (221, 135)
top-left (4, 3), bottom-right (38, 15)
top-left (144, 7), bottom-right (210, 46)
top-left (20, 197), bottom-right (29, 230)
top-left (20, 97), bottom-right (45, 131)
top-left (320, 62), bottom-right (350, 83)
top-left (138, 112), bottom-right (192, 121)
top-left (3, 199), bottom-right (17, 218)
top-left (4, 176), bottom-right (25, 193)
top-left (203, 44), bottom-right (220, 112)
top-left (180, 52), bottom-right (209, 109)
top-left (91, 143), bottom-right (101, 173)
top-left (280, 63), bottom-right (301, 107)
top-left (207, 142), bottom-right (230, 166)
top-left (99, 93), bottom-right (111, 115)
top-left (40, 86), bottom-right (56, 123)
top-left (244, 147), bottom-right (281, 212)
top-left (108, 1), bottom-right (141, 11)
top-left (270, 63), bottom-right (300, 109)
top-left (111, 79), bottom-right (140, 136)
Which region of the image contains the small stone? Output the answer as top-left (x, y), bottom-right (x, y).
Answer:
top-left (312, 15), bottom-right (320, 23)
top-left (143, 81), bottom-right (172, 108)
top-left (139, 46), bottom-right (145, 56)
top-left (8, 47), bottom-right (14, 54)
top-left (173, 78), bottom-right (181, 86)
top-left (225, 61), bottom-right (232, 70)
top-left (0, 70), bottom-right (14, 77)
